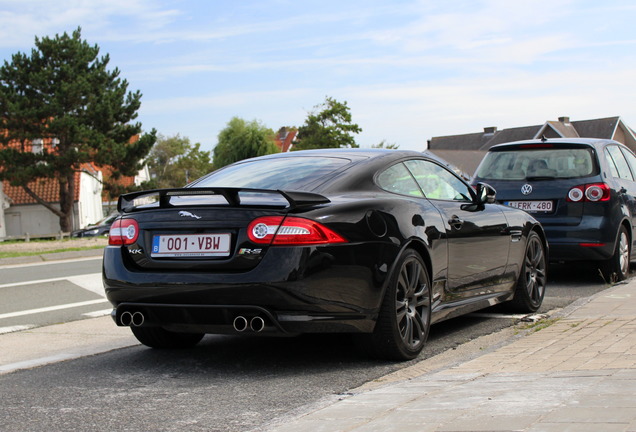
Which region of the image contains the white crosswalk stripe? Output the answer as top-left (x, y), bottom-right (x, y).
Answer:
top-left (0, 299), bottom-right (108, 320)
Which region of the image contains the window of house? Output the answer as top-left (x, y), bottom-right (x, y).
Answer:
top-left (32, 139), bottom-right (43, 154)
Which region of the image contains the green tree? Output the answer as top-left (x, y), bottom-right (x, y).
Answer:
top-left (213, 117), bottom-right (278, 168)
top-left (0, 27), bottom-right (155, 232)
top-left (293, 96), bottom-right (361, 150)
top-left (146, 134), bottom-right (214, 188)
top-left (372, 140), bottom-right (400, 149)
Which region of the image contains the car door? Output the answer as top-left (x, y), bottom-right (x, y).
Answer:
top-left (608, 145), bottom-right (636, 251)
top-left (404, 159), bottom-right (511, 299)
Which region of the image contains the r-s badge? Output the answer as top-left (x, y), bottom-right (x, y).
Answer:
top-left (238, 248), bottom-right (263, 256)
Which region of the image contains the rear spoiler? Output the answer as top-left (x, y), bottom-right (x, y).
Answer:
top-left (118, 187), bottom-right (330, 213)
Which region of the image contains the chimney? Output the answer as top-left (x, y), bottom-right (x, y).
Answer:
top-left (558, 116), bottom-right (570, 124)
top-left (484, 126), bottom-right (497, 134)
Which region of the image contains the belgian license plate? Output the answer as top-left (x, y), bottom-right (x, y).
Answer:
top-left (151, 233), bottom-right (231, 257)
top-left (505, 200), bottom-right (553, 212)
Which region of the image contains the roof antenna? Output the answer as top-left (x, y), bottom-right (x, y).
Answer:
top-left (540, 134), bottom-right (548, 143)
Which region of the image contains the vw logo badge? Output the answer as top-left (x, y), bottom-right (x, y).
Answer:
top-left (521, 184), bottom-right (533, 195)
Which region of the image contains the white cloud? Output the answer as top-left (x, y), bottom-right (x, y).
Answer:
top-left (1, 0), bottom-right (636, 154)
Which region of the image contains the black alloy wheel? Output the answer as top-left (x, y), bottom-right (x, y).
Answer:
top-left (131, 326), bottom-right (204, 349)
top-left (366, 249), bottom-right (432, 361)
top-left (507, 231), bottom-right (546, 313)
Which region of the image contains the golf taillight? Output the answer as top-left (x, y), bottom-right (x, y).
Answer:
top-left (247, 216), bottom-right (348, 245)
top-left (567, 183), bottom-right (610, 202)
top-left (108, 219), bottom-right (139, 245)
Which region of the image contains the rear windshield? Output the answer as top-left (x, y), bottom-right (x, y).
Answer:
top-left (192, 156), bottom-right (352, 190)
top-left (475, 148), bottom-right (597, 180)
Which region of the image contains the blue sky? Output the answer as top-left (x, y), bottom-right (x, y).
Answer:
top-left (0, 0), bottom-right (635, 152)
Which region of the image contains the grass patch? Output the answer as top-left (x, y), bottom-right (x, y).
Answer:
top-left (0, 245), bottom-right (105, 259)
top-left (516, 317), bottom-right (560, 334)
top-left (0, 240), bottom-right (105, 259)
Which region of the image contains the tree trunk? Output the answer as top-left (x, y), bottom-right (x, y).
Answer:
top-left (58, 172), bottom-right (75, 233)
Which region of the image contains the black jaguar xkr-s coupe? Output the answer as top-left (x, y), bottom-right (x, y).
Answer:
top-left (103, 149), bottom-right (547, 360)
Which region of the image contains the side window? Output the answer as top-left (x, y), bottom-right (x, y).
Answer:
top-left (606, 146), bottom-right (633, 181)
top-left (377, 163), bottom-right (424, 197)
top-left (404, 160), bottom-right (472, 201)
top-left (620, 147), bottom-right (636, 181)
top-left (605, 148), bottom-right (620, 178)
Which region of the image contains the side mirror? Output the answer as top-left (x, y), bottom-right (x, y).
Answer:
top-left (461, 182), bottom-right (496, 212)
top-left (475, 182), bottom-right (496, 204)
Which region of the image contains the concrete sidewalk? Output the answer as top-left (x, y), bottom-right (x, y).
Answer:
top-left (0, 315), bottom-right (138, 374)
top-left (265, 280), bottom-right (636, 432)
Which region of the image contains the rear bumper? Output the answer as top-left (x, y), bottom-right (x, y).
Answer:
top-left (110, 303), bottom-right (376, 334)
top-left (103, 244), bottom-right (392, 334)
top-left (546, 242), bottom-right (615, 262)
top-left (542, 216), bottom-right (618, 262)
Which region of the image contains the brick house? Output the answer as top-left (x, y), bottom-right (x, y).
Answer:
top-left (0, 182), bottom-right (7, 238)
top-left (428, 116), bottom-right (636, 176)
top-left (2, 163), bottom-right (104, 238)
top-left (1, 133), bottom-right (149, 239)
top-left (274, 127), bottom-right (298, 152)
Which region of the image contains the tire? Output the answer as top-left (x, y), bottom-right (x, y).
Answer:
top-left (130, 326), bottom-right (204, 349)
top-left (600, 225), bottom-right (630, 283)
top-left (506, 231), bottom-right (546, 313)
top-left (364, 249), bottom-right (432, 361)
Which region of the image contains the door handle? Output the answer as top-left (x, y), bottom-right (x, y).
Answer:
top-left (449, 215), bottom-right (463, 229)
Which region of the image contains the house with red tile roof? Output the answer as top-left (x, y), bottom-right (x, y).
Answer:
top-left (2, 162), bottom-right (104, 238)
top-left (99, 163), bottom-right (150, 213)
top-left (0, 181), bottom-right (7, 238)
top-left (1, 134), bottom-right (148, 239)
top-left (274, 127), bottom-right (298, 152)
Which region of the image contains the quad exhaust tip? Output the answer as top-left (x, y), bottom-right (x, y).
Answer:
top-left (120, 311), bottom-right (264, 332)
top-left (233, 316), bottom-right (249, 332)
top-left (120, 311), bottom-right (145, 327)
top-left (250, 316), bottom-right (265, 332)
top-left (233, 315), bottom-right (266, 332)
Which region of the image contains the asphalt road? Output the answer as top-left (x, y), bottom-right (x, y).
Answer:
top-left (0, 257), bottom-right (618, 432)
top-left (0, 256), bottom-right (109, 333)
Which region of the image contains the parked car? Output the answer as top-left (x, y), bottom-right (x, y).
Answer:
top-left (103, 149), bottom-right (547, 360)
top-left (71, 211), bottom-right (120, 237)
top-left (472, 137), bottom-right (636, 281)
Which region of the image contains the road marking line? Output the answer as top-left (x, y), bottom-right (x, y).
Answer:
top-left (0, 299), bottom-right (109, 320)
top-left (0, 276), bottom-right (77, 289)
top-left (0, 273), bottom-right (102, 290)
top-left (68, 273), bottom-right (105, 297)
top-left (82, 309), bottom-right (112, 318)
top-left (0, 324), bottom-right (36, 334)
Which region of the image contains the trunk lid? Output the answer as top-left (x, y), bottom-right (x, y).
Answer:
top-left (113, 188), bottom-right (329, 271)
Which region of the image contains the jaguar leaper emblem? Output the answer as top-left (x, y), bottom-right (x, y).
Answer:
top-left (179, 211), bottom-right (202, 220)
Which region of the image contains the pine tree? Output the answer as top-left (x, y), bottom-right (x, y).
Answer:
top-left (0, 27), bottom-right (156, 232)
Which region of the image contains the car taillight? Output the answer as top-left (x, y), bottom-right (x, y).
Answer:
top-left (108, 219), bottom-right (139, 245)
top-left (247, 216), bottom-right (348, 245)
top-left (567, 183), bottom-right (610, 202)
